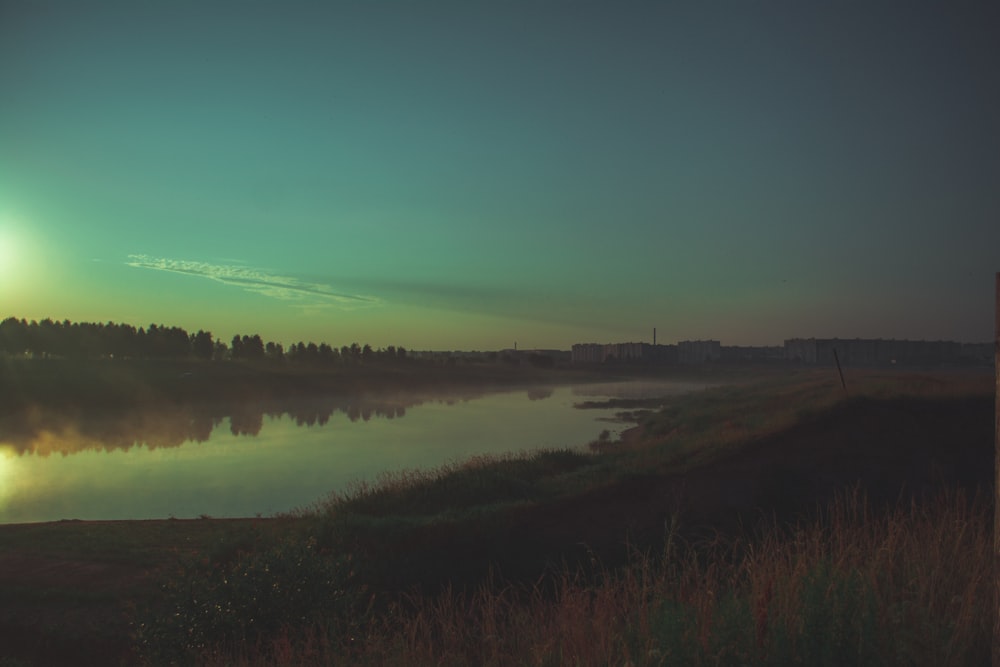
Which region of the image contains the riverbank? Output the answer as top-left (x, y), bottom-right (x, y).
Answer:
top-left (0, 367), bottom-right (993, 665)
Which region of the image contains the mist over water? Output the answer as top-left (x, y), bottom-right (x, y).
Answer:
top-left (0, 380), bottom-right (706, 523)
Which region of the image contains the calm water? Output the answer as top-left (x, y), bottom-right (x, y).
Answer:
top-left (0, 380), bottom-right (706, 523)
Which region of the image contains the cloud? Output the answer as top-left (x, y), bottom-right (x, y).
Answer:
top-left (125, 254), bottom-right (380, 308)
top-left (330, 275), bottom-right (609, 329)
top-left (339, 276), bottom-right (518, 306)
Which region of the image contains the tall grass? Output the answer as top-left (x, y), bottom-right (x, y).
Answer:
top-left (317, 448), bottom-right (595, 520)
top-left (184, 488), bottom-right (990, 667)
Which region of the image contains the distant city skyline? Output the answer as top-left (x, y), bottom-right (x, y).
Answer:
top-left (1, 2), bottom-right (997, 349)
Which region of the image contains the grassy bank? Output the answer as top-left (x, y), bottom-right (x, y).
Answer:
top-left (195, 489), bottom-right (991, 666)
top-left (0, 367), bottom-right (993, 665)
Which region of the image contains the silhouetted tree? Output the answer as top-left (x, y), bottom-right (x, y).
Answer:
top-left (112, 322), bottom-right (139, 358)
top-left (265, 341), bottom-right (284, 362)
top-left (318, 343), bottom-right (337, 365)
top-left (0, 315), bottom-right (425, 367)
top-left (145, 323), bottom-right (190, 358)
top-left (288, 342), bottom-right (306, 363)
top-left (0, 317), bottom-right (27, 356)
top-left (33, 318), bottom-right (58, 357)
top-left (192, 330), bottom-right (215, 360)
top-left (241, 334), bottom-right (265, 360)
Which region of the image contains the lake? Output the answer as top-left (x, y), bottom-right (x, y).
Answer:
top-left (0, 379), bottom-right (707, 523)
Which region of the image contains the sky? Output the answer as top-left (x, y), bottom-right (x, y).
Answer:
top-left (1, 1), bottom-right (998, 351)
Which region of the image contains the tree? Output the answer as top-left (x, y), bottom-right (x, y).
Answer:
top-left (265, 341), bottom-right (284, 362)
top-left (192, 330), bottom-right (214, 360)
top-left (242, 335), bottom-right (265, 360)
top-left (0, 314), bottom-right (425, 368)
top-left (230, 334), bottom-right (264, 360)
top-left (33, 318), bottom-right (57, 357)
top-left (0, 317), bottom-right (27, 356)
top-left (318, 343), bottom-right (337, 365)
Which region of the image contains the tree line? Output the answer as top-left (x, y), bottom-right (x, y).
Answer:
top-left (0, 316), bottom-right (408, 365)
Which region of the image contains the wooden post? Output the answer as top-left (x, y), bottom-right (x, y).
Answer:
top-left (994, 272), bottom-right (999, 667)
top-left (832, 347), bottom-right (847, 394)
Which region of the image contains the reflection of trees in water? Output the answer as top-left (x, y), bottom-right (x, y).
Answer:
top-left (286, 397), bottom-right (409, 426)
top-left (526, 388), bottom-right (554, 401)
top-left (0, 390), bottom-right (483, 457)
top-left (229, 408), bottom-right (264, 437)
top-left (0, 406), bottom-right (225, 457)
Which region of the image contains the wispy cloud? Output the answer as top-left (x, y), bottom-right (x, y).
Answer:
top-left (126, 254), bottom-right (379, 308)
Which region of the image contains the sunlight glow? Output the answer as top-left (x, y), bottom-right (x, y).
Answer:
top-left (0, 216), bottom-right (40, 300)
top-left (0, 229), bottom-right (16, 280)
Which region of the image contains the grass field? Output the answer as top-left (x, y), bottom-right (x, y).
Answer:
top-left (0, 365), bottom-right (993, 666)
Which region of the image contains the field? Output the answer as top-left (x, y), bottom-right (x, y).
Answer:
top-left (0, 365), bottom-right (994, 666)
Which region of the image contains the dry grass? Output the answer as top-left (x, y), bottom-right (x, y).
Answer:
top-left (135, 367), bottom-right (994, 665)
top-left (194, 487), bottom-right (991, 667)
top-left (309, 448), bottom-right (594, 521)
top-left (624, 368), bottom-right (992, 473)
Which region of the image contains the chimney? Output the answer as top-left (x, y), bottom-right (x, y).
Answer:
top-left (653, 328), bottom-right (656, 346)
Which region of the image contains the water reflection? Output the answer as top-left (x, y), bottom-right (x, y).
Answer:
top-left (0, 380), bottom-right (710, 523)
top-left (0, 391), bottom-right (482, 457)
top-left (0, 381), bottom-right (705, 458)
top-left (526, 388), bottom-right (554, 401)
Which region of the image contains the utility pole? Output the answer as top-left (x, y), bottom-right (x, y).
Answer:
top-left (994, 272), bottom-right (999, 667)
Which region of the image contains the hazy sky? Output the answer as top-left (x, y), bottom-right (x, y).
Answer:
top-left (1, 1), bottom-right (997, 350)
